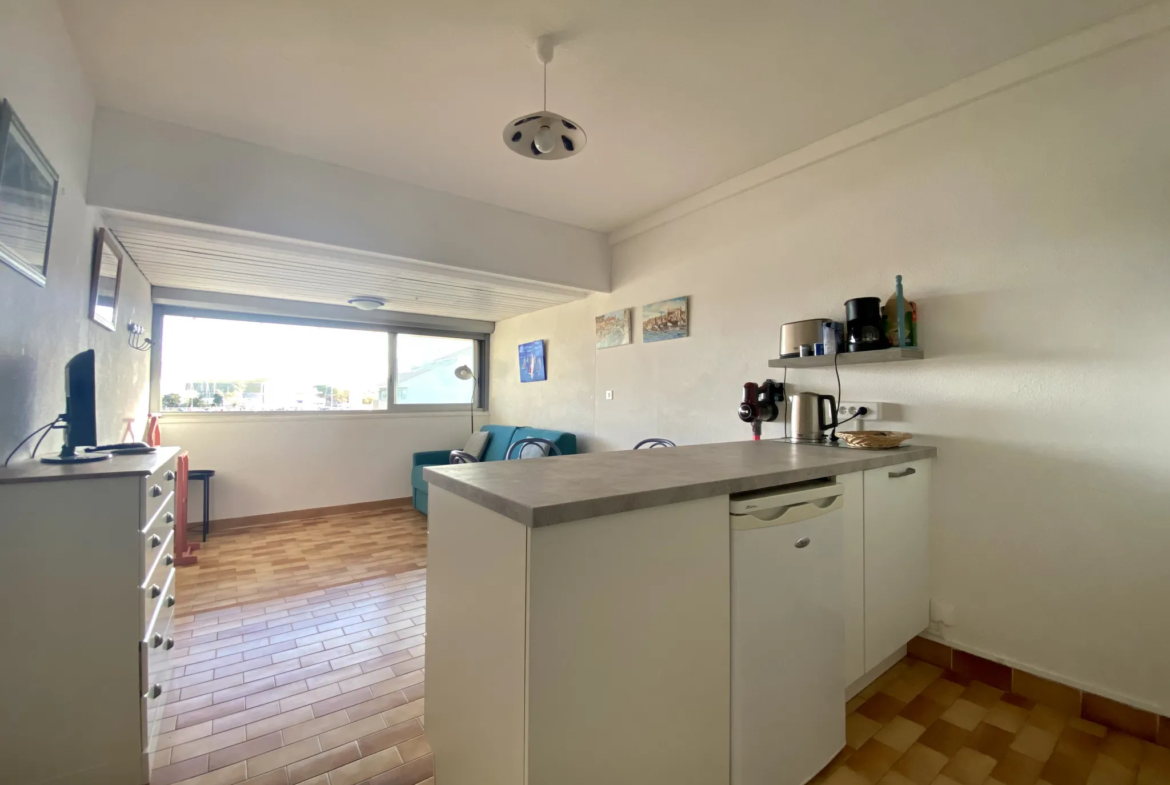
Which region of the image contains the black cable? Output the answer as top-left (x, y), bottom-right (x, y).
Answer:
top-left (782, 367), bottom-right (788, 440)
top-left (830, 350), bottom-right (842, 442)
top-left (3, 418), bottom-right (61, 467)
top-left (31, 422), bottom-right (62, 459)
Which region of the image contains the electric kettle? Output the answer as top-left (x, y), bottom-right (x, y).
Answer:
top-left (788, 392), bottom-right (839, 442)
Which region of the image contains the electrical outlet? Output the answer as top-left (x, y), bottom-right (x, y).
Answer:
top-left (605, 390), bottom-right (613, 400)
top-left (837, 401), bottom-right (883, 420)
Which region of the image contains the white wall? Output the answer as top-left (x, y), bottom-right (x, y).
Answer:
top-left (161, 411), bottom-right (487, 521)
top-left (492, 30), bottom-right (1170, 712)
top-left (87, 108), bottom-right (611, 292)
top-left (0, 1), bottom-right (153, 460)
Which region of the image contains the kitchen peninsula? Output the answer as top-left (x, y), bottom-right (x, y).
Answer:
top-left (424, 440), bottom-right (936, 785)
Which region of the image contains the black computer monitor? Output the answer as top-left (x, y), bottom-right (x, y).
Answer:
top-left (41, 349), bottom-right (109, 464)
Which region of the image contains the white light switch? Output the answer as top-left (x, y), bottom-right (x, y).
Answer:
top-left (605, 390), bottom-right (613, 400)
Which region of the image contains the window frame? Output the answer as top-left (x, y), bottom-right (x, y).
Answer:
top-left (150, 304), bottom-right (488, 416)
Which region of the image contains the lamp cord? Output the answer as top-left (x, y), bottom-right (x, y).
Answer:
top-left (3, 417), bottom-right (62, 467)
top-left (543, 62), bottom-right (547, 111)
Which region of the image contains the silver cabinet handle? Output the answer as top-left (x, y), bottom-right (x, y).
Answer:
top-left (151, 633), bottom-right (164, 648)
top-left (149, 584), bottom-right (161, 599)
top-left (889, 467), bottom-right (917, 479)
top-left (165, 554), bottom-right (174, 566)
top-left (795, 537), bottom-right (811, 549)
top-left (165, 595), bottom-right (175, 608)
top-left (150, 485), bottom-right (163, 497)
top-left (164, 513), bottom-right (174, 524)
top-left (165, 637), bottom-right (175, 650)
top-left (149, 534), bottom-right (162, 548)
top-left (165, 471), bottom-right (175, 481)
top-left (149, 684), bottom-right (162, 699)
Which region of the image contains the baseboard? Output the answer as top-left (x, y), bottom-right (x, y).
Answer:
top-left (186, 496), bottom-right (414, 535)
top-left (908, 635), bottom-right (1169, 746)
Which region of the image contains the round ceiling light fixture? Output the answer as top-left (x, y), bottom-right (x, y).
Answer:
top-left (347, 296), bottom-right (385, 311)
top-left (503, 36), bottom-right (586, 161)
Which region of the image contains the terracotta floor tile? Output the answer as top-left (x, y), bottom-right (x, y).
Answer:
top-left (1098, 733), bottom-right (1146, 771)
top-left (170, 727), bottom-right (248, 764)
top-left (286, 741), bottom-right (363, 784)
top-left (920, 721), bottom-right (974, 758)
top-left (963, 683), bottom-right (1007, 710)
top-left (824, 767), bottom-right (875, 785)
top-left (280, 709), bottom-right (353, 745)
top-left (882, 772), bottom-right (923, 785)
top-left (210, 701), bottom-right (281, 734)
top-left (967, 723), bottom-right (1017, 760)
top-left (1088, 754), bottom-right (1139, 785)
top-left (396, 735), bottom-right (431, 762)
top-left (904, 696), bottom-right (951, 729)
top-left (367, 755), bottom-right (435, 785)
top-left (1030, 707), bottom-right (1072, 736)
top-left (327, 745), bottom-right (407, 785)
top-left (985, 704), bottom-right (1031, 735)
top-left (358, 719), bottom-right (427, 757)
top-left (381, 698), bottom-right (425, 728)
top-left (848, 739), bottom-right (903, 784)
top-left (993, 750), bottom-right (1046, 785)
top-left (243, 736), bottom-right (323, 777)
top-left (941, 747), bottom-right (998, 785)
top-left (861, 694), bottom-right (911, 725)
top-left (317, 714), bottom-right (387, 751)
top-left (206, 730), bottom-right (282, 770)
top-left (894, 743), bottom-right (951, 785)
top-left (876, 717), bottom-right (928, 754)
top-left (925, 680), bottom-right (969, 709)
top-left (1014, 726), bottom-right (1061, 762)
top-left (850, 714), bottom-right (887, 749)
top-left (1043, 751), bottom-right (1096, 785)
top-left (171, 760), bottom-right (247, 784)
top-left (1083, 696), bottom-right (1158, 744)
top-left (242, 705), bottom-right (315, 739)
top-left (945, 701), bottom-right (991, 732)
top-left (150, 754), bottom-right (210, 785)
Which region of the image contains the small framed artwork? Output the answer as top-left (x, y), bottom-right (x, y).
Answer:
top-left (642, 296), bottom-right (689, 343)
top-left (90, 228), bottom-right (125, 331)
top-left (595, 308), bottom-right (632, 349)
top-left (0, 100), bottom-right (59, 286)
top-left (518, 339), bottom-right (546, 383)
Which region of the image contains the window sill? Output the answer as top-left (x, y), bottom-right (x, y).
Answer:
top-left (158, 410), bottom-right (488, 425)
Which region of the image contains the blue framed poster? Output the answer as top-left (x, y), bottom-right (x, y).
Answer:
top-left (518, 339), bottom-right (546, 383)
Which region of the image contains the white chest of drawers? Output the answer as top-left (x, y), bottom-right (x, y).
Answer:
top-left (0, 447), bottom-right (181, 785)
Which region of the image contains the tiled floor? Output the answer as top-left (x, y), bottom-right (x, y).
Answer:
top-left (177, 505), bottom-right (428, 617)
top-left (819, 657), bottom-right (1170, 785)
top-left (152, 570), bottom-right (431, 785)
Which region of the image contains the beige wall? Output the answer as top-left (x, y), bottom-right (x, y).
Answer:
top-left (492, 29), bottom-right (1170, 712)
top-left (162, 411), bottom-right (488, 520)
top-left (0, 2), bottom-right (153, 461)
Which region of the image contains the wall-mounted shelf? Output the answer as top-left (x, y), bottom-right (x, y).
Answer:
top-left (768, 347), bottom-right (924, 369)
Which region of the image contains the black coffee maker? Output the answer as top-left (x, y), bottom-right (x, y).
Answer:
top-left (845, 297), bottom-right (888, 352)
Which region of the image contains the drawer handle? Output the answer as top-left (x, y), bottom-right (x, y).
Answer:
top-left (151, 633), bottom-right (164, 648)
top-left (795, 537), bottom-right (811, 549)
top-left (149, 684), bottom-right (162, 699)
top-left (165, 471), bottom-right (175, 481)
top-left (165, 513), bottom-right (174, 524)
top-left (149, 584), bottom-right (161, 599)
top-left (165, 595), bottom-right (176, 608)
top-left (149, 534), bottom-right (162, 548)
top-left (889, 467), bottom-right (917, 479)
top-left (165, 637), bottom-right (175, 650)
top-left (150, 485), bottom-right (163, 497)
top-left (165, 554), bottom-right (174, 566)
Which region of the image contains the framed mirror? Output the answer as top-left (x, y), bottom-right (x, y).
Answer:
top-left (90, 228), bottom-right (124, 331)
top-left (0, 99), bottom-right (59, 286)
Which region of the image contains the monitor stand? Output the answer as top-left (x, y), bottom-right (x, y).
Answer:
top-left (41, 445), bottom-right (112, 464)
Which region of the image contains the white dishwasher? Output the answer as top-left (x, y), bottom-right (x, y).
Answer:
top-left (731, 481), bottom-right (846, 785)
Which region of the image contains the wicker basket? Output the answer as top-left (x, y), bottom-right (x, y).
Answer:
top-left (838, 431), bottom-right (912, 450)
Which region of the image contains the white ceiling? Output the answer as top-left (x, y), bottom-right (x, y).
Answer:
top-left (60, 0), bottom-right (1146, 233)
top-left (105, 213), bottom-right (588, 323)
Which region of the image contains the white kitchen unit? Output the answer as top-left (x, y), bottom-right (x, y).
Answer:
top-left (0, 448), bottom-right (181, 785)
top-left (427, 488), bottom-right (731, 785)
top-left (731, 482), bottom-right (846, 785)
top-left (424, 441), bottom-right (936, 785)
top-left (863, 458), bottom-right (932, 673)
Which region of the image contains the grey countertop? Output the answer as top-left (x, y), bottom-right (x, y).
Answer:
top-left (425, 440), bottom-right (936, 527)
top-left (0, 446), bottom-right (181, 484)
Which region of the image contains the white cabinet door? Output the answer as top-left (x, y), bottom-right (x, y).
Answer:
top-left (839, 472), bottom-right (866, 687)
top-left (863, 459), bottom-right (931, 672)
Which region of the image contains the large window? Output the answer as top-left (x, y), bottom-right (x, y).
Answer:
top-left (156, 310), bottom-right (484, 414)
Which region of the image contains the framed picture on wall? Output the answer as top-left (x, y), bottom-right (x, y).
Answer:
top-left (89, 229), bottom-right (124, 331)
top-left (0, 100), bottom-right (59, 287)
top-left (518, 339), bottom-right (547, 383)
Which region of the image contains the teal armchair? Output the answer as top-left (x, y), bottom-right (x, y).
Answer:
top-left (411, 425), bottom-right (577, 514)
